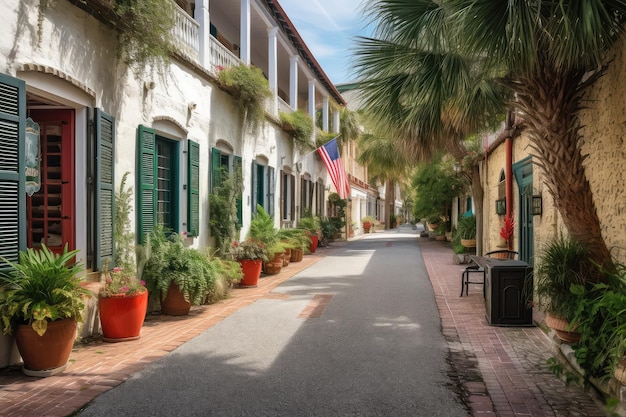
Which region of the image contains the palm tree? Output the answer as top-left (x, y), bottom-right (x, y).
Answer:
top-left (354, 0), bottom-right (626, 266)
top-left (357, 127), bottom-right (412, 228)
top-left (353, 1), bottom-right (506, 254)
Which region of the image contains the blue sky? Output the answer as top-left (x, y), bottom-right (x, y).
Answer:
top-left (278, 0), bottom-right (372, 86)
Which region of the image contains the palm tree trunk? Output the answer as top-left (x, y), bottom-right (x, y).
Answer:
top-left (385, 179), bottom-right (395, 228)
top-left (509, 66), bottom-right (610, 268)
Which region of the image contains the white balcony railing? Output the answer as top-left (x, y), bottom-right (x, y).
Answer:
top-left (171, 2), bottom-right (199, 59)
top-left (277, 96), bottom-right (293, 114)
top-left (209, 36), bottom-right (241, 74)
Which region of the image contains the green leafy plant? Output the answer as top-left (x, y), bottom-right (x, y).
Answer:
top-left (115, 172), bottom-right (136, 274)
top-left (230, 239), bottom-right (268, 262)
top-left (280, 110), bottom-right (314, 152)
top-left (456, 215), bottom-right (476, 240)
top-left (0, 244), bottom-right (91, 336)
top-left (298, 215), bottom-right (320, 237)
top-left (568, 262), bottom-right (626, 381)
top-left (112, 0), bottom-right (176, 71)
top-left (207, 258), bottom-right (243, 303)
top-left (361, 216), bottom-right (376, 225)
top-left (209, 169), bottom-right (242, 257)
top-left (99, 259), bottom-right (146, 298)
top-left (142, 227), bottom-right (218, 306)
top-left (218, 64), bottom-right (272, 134)
top-left (535, 233), bottom-right (595, 321)
top-left (277, 228), bottom-right (311, 251)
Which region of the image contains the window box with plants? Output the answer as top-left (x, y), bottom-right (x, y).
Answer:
top-left (0, 245), bottom-right (91, 376)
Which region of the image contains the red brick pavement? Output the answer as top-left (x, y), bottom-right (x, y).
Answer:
top-left (418, 238), bottom-right (607, 417)
top-left (0, 235), bottom-right (610, 417)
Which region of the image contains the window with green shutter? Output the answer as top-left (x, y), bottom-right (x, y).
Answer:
top-left (211, 147), bottom-right (242, 225)
top-left (187, 140), bottom-right (200, 237)
top-left (137, 125), bottom-right (180, 243)
top-left (95, 109), bottom-right (115, 270)
top-left (0, 74), bottom-right (26, 264)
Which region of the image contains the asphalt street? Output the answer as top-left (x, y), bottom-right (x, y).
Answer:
top-left (77, 227), bottom-right (468, 417)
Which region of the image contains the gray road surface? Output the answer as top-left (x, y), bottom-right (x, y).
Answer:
top-left (77, 227), bottom-right (468, 417)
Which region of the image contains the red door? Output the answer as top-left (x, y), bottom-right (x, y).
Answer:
top-left (27, 110), bottom-right (75, 253)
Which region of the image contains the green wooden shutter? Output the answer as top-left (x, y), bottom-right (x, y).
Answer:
top-left (94, 109), bottom-right (115, 270)
top-left (234, 155), bottom-right (243, 226)
top-left (267, 166), bottom-right (275, 217)
top-left (0, 74), bottom-right (25, 265)
top-left (251, 160), bottom-right (258, 215)
top-left (291, 175), bottom-right (296, 221)
top-left (187, 140), bottom-right (200, 237)
top-left (211, 147), bottom-right (221, 192)
top-left (137, 125), bottom-right (156, 244)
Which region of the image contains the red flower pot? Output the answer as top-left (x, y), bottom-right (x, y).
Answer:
top-left (309, 235), bottom-right (319, 253)
top-left (239, 259), bottom-right (262, 287)
top-left (98, 290), bottom-right (148, 342)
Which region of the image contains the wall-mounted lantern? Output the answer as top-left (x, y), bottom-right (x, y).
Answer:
top-left (495, 199), bottom-right (506, 215)
top-left (532, 195), bottom-right (543, 215)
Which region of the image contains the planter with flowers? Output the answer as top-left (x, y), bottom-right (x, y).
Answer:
top-left (231, 239), bottom-right (268, 287)
top-left (499, 214), bottom-right (515, 251)
top-left (98, 263), bottom-right (147, 342)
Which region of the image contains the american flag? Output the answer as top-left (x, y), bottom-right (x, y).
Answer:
top-left (317, 138), bottom-right (350, 199)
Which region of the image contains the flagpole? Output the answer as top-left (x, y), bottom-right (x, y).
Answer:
top-left (293, 135), bottom-right (341, 165)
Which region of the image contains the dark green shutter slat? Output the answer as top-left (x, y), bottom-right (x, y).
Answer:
top-left (0, 74), bottom-right (25, 265)
top-left (251, 161), bottom-right (258, 215)
top-left (188, 140), bottom-right (200, 237)
top-left (137, 125), bottom-right (156, 244)
top-left (267, 166), bottom-right (275, 217)
top-left (94, 109), bottom-right (115, 270)
top-left (211, 147), bottom-right (221, 192)
top-left (291, 175), bottom-right (296, 221)
top-left (234, 155), bottom-right (242, 226)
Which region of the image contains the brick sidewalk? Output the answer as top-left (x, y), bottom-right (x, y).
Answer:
top-left (0, 236), bottom-right (610, 417)
top-left (418, 238), bottom-right (607, 417)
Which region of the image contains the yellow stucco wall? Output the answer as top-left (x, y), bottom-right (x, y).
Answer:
top-left (484, 33), bottom-right (626, 265)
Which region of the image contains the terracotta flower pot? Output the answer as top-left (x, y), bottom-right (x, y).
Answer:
top-left (461, 239), bottom-right (477, 248)
top-left (363, 222), bottom-right (372, 233)
top-left (14, 318), bottom-right (77, 376)
top-left (98, 290), bottom-right (148, 342)
top-left (309, 235), bottom-right (319, 253)
top-left (290, 248), bottom-right (304, 262)
top-left (239, 259), bottom-right (262, 287)
top-left (545, 313), bottom-right (581, 344)
top-left (161, 283), bottom-right (191, 316)
top-left (263, 253), bottom-right (284, 275)
top-left (282, 249), bottom-right (291, 267)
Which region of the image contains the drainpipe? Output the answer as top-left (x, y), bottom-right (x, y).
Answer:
top-left (505, 111), bottom-right (514, 250)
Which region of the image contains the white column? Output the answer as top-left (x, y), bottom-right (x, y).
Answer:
top-left (195, 0), bottom-right (210, 68)
top-left (240, 0), bottom-right (251, 65)
top-left (289, 55), bottom-right (299, 109)
top-left (322, 96), bottom-right (329, 132)
top-left (268, 26), bottom-right (278, 115)
top-left (308, 79), bottom-right (316, 121)
top-left (333, 108), bottom-right (340, 134)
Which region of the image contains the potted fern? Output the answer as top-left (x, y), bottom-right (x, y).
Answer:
top-left (0, 244), bottom-right (91, 376)
top-left (142, 227), bottom-right (219, 316)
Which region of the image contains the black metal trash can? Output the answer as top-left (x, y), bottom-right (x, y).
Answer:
top-left (484, 258), bottom-right (533, 326)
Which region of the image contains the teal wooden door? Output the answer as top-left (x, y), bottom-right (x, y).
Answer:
top-left (513, 157), bottom-right (534, 265)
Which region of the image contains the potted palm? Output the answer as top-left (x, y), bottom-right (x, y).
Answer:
top-left (535, 234), bottom-right (595, 344)
top-left (457, 215), bottom-right (477, 248)
top-left (277, 228), bottom-right (310, 263)
top-left (298, 215), bottom-right (320, 253)
top-left (230, 239), bottom-right (268, 287)
top-left (0, 244), bottom-right (91, 376)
